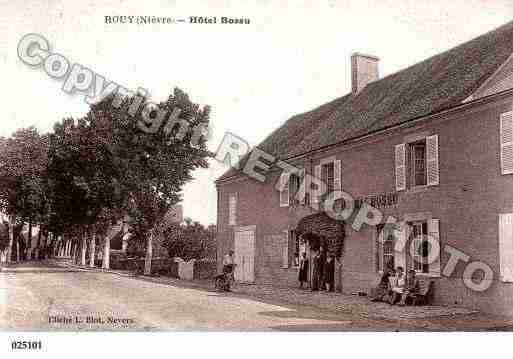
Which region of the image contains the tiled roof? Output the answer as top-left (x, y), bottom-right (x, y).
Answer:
top-left (218, 21), bottom-right (513, 182)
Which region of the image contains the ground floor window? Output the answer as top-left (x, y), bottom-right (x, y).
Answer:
top-left (376, 218), bottom-right (440, 276)
top-left (410, 221), bottom-right (429, 273)
top-left (376, 224), bottom-right (394, 272)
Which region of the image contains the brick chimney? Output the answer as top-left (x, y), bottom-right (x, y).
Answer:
top-left (351, 53), bottom-right (380, 94)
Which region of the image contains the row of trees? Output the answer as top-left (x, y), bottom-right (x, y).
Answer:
top-left (0, 88), bottom-right (212, 273)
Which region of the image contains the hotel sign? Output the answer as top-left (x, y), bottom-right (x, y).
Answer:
top-left (354, 192), bottom-right (398, 209)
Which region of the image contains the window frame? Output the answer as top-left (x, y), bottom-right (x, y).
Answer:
top-left (409, 139), bottom-right (427, 188)
top-left (288, 172), bottom-right (301, 206)
top-left (409, 220), bottom-right (430, 274)
top-left (321, 161), bottom-right (335, 195)
top-left (376, 223), bottom-right (395, 273)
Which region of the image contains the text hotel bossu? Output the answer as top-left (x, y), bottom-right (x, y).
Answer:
top-left (189, 16), bottom-right (251, 24)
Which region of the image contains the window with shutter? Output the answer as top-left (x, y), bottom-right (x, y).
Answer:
top-left (411, 222), bottom-right (426, 272)
top-left (499, 213), bottom-right (513, 282)
top-left (321, 162), bottom-right (335, 194)
top-left (289, 173), bottom-right (301, 206)
top-left (406, 219), bottom-right (440, 276)
top-left (426, 135), bottom-right (439, 186)
top-left (279, 172), bottom-right (290, 207)
top-left (376, 224), bottom-right (394, 272)
top-left (500, 112), bottom-right (513, 175)
top-left (410, 141), bottom-right (427, 187)
top-left (395, 144), bottom-right (406, 191)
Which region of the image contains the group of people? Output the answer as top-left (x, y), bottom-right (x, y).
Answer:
top-left (371, 266), bottom-right (420, 306)
top-left (298, 246), bottom-right (335, 292)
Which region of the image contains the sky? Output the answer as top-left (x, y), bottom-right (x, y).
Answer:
top-left (1, 0), bottom-right (512, 225)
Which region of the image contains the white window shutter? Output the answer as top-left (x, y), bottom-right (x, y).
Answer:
top-left (282, 233), bottom-right (289, 268)
top-left (500, 112), bottom-right (513, 175)
top-left (395, 144), bottom-right (406, 191)
top-left (298, 168), bottom-right (306, 205)
top-left (334, 159), bottom-right (342, 191)
top-left (312, 165), bottom-right (321, 209)
top-left (426, 135), bottom-right (440, 186)
top-left (499, 213), bottom-right (513, 282)
top-left (393, 222), bottom-right (407, 270)
top-left (279, 172), bottom-right (290, 207)
top-left (428, 218), bottom-right (441, 277)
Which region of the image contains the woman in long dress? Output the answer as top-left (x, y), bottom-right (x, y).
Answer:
top-left (298, 252), bottom-right (309, 288)
top-left (324, 255), bottom-right (335, 292)
top-left (311, 251), bottom-right (321, 291)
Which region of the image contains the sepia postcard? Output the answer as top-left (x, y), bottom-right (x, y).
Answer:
top-left (1, 0), bottom-right (513, 357)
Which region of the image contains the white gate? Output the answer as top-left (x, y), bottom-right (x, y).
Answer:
top-left (234, 227), bottom-right (255, 283)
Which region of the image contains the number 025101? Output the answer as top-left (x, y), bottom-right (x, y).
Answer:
top-left (11, 340), bottom-right (42, 350)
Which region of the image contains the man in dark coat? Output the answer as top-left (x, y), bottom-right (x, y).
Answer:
top-left (318, 246), bottom-right (327, 290)
top-left (298, 252), bottom-right (309, 288)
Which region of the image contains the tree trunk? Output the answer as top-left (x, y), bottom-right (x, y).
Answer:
top-left (80, 228), bottom-right (87, 266)
top-left (102, 235), bottom-right (110, 270)
top-left (74, 238), bottom-right (80, 264)
top-left (89, 230), bottom-right (96, 268)
top-left (61, 236), bottom-right (66, 257)
top-left (15, 233), bottom-right (20, 262)
top-left (36, 225), bottom-right (42, 260)
top-left (28, 221), bottom-right (33, 260)
top-left (144, 232), bottom-right (153, 275)
top-left (6, 215), bottom-right (15, 263)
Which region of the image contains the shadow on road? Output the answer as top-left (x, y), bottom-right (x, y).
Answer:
top-left (1, 261), bottom-right (80, 274)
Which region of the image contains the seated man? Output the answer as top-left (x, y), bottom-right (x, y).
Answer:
top-left (399, 269), bottom-right (420, 306)
top-left (388, 266), bottom-right (405, 305)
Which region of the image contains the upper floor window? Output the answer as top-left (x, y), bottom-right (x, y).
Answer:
top-left (410, 140), bottom-right (427, 187)
top-left (279, 169), bottom-right (305, 207)
top-left (321, 162), bottom-right (335, 194)
top-left (395, 134), bottom-right (438, 191)
top-left (228, 193), bottom-right (237, 225)
top-left (313, 158), bottom-right (341, 207)
top-left (289, 173), bottom-right (301, 206)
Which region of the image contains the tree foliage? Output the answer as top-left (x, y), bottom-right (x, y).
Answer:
top-left (0, 86), bottom-right (212, 267)
top-left (0, 127), bottom-right (48, 224)
top-left (162, 219), bottom-right (216, 261)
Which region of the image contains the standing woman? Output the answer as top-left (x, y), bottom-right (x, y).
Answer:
top-left (298, 252), bottom-right (309, 288)
top-left (324, 254), bottom-right (335, 292)
top-left (311, 250), bottom-right (321, 291)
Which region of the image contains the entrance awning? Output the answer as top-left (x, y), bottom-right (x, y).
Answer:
top-left (295, 212), bottom-right (345, 257)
